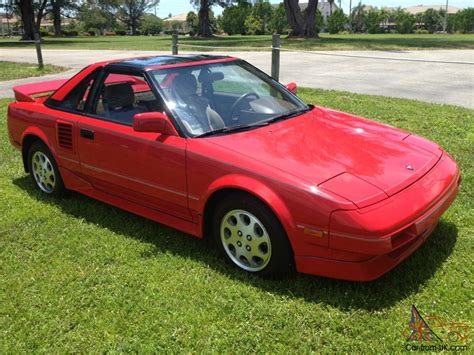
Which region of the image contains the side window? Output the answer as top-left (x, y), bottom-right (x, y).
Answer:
top-left (56, 71), bottom-right (99, 112)
top-left (92, 72), bottom-right (163, 126)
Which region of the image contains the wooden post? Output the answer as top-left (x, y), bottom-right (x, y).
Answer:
top-left (271, 33), bottom-right (280, 81)
top-left (34, 32), bottom-right (44, 69)
top-left (172, 31), bottom-right (178, 55)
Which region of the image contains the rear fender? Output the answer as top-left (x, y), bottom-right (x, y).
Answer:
top-left (21, 126), bottom-right (58, 171)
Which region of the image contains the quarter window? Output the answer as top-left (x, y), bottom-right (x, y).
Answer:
top-left (55, 70), bottom-right (99, 112)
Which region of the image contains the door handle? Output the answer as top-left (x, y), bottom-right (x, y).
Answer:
top-left (80, 129), bottom-right (94, 140)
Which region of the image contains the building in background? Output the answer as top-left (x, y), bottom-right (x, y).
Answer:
top-left (163, 13), bottom-right (190, 34)
top-left (404, 4), bottom-right (460, 15)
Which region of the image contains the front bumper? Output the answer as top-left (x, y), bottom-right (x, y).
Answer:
top-left (295, 153), bottom-right (460, 281)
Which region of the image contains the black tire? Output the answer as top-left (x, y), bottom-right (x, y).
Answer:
top-left (27, 141), bottom-right (66, 196)
top-left (212, 192), bottom-right (294, 278)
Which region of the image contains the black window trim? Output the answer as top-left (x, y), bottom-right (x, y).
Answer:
top-left (45, 67), bottom-right (102, 115)
top-left (46, 66), bottom-right (187, 137)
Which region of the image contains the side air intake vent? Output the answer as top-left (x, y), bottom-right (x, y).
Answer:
top-left (57, 122), bottom-right (73, 150)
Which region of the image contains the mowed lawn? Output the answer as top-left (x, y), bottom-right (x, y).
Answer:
top-left (1, 33), bottom-right (474, 51)
top-left (0, 90), bottom-right (472, 352)
top-left (0, 61), bottom-right (67, 81)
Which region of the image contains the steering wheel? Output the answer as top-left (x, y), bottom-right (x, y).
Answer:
top-left (230, 92), bottom-right (260, 119)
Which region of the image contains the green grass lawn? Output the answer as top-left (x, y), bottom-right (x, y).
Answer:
top-left (1, 33), bottom-right (474, 52)
top-left (0, 90), bottom-right (472, 352)
top-left (0, 61), bottom-right (67, 81)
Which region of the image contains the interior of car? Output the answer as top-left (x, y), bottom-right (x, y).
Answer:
top-left (94, 74), bottom-right (163, 126)
top-left (153, 63), bottom-right (297, 136)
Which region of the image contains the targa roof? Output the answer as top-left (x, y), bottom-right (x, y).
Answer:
top-left (105, 55), bottom-right (233, 72)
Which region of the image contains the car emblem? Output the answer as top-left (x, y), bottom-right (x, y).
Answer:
top-left (406, 165), bottom-right (414, 170)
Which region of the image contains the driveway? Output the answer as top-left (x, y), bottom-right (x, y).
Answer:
top-left (1, 48), bottom-right (473, 108)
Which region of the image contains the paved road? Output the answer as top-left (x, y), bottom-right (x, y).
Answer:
top-left (1, 48), bottom-right (473, 108)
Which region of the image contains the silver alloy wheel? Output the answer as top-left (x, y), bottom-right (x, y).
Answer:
top-left (31, 151), bottom-right (56, 193)
top-left (220, 209), bottom-right (272, 272)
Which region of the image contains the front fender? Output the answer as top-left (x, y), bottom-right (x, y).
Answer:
top-left (200, 174), bottom-right (296, 236)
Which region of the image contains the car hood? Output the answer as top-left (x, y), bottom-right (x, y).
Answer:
top-left (207, 107), bottom-right (441, 208)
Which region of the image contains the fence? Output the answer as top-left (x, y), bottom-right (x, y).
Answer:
top-left (171, 32), bottom-right (474, 82)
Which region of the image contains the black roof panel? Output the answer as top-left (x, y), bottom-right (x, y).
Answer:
top-left (105, 55), bottom-right (230, 71)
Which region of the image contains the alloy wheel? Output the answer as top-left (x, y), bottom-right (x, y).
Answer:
top-left (220, 209), bottom-right (272, 272)
top-left (31, 151), bottom-right (56, 193)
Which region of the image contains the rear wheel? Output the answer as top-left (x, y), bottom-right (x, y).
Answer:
top-left (28, 141), bottom-right (65, 196)
top-left (213, 192), bottom-right (293, 278)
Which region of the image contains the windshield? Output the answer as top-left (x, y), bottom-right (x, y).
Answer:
top-left (149, 60), bottom-right (308, 137)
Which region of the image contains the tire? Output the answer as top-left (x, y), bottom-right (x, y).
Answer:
top-left (212, 192), bottom-right (294, 278)
top-left (28, 141), bottom-right (66, 196)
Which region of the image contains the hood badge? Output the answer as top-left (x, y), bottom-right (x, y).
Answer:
top-left (406, 165), bottom-right (414, 171)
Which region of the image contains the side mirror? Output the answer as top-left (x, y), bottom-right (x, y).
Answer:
top-left (286, 82), bottom-right (297, 94)
top-left (133, 112), bottom-right (178, 136)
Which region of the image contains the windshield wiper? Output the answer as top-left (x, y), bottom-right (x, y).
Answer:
top-left (263, 106), bottom-right (311, 125)
top-left (196, 121), bottom-right (269, 138)
top-left (195, 106), bottom-right (311, 138)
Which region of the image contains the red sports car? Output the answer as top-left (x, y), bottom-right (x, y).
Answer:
top-left (7, 55), bottom-right (460, 281)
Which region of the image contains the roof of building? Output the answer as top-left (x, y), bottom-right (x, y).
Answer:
top-left (163, 13), bottom-right (188, 23)
top-left (404, 5), bottom-right (461, 15)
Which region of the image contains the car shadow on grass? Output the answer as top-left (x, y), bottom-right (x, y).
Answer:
top-left (13, 176), bottom-right (458, 312)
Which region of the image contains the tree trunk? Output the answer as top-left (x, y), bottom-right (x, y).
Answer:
top-left (302, 0), bottom-right (318, 37)
top-left (17, 0), bottom-right (35, 40)
top-left (197, 0), bottom-right (212, 37)
top-left (284, 0), bottom-right (304, 36)
top-left (131, 20), bottom-right (138, 36)
top-left (35, 1), bottom-right (47, 34)
top-left (284, 0), bottom-right (319, 38)
top-left (52, 0), bottom-right (62, 36)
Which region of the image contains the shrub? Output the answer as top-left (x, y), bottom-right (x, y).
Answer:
top-left (364, 9), bottom-right (384, 34)
top-left (62, 30), bottom-right (78, 37)
top-left (451, 8), bottom-right (474, 33)
top-left (186, 11), bottom-right (199, 34)
top-left (116, 30), bottom-right (127, 36)
top-left (415, 29), bottom-right (429, 34)
top-left (140, 13), bottom-right (163, 35)
top-left (314, 9), bottom-right (324, 33)
top-left (221, 2), bottom-right (252, 35)
top-left (423, 8), bottom-right (444, 33)
top-left (327, 8), bottom-right (347, 34)
top-left (252, 0), bottom-right (273, 34)
top-left (395, 11), bottom-right (416, 34)
top-left (269, 3), bottom-right (288, 34)
top-left (244, 15), bottom-right (263, 35)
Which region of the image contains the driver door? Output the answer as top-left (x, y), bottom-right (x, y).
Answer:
top-left (76, 69), bottom-right (192, 220)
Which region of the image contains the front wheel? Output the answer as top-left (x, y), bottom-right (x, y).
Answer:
top-left (212, 192), bottom-right (294, 278)
top-left (28, 141), bottom-right (66, 196)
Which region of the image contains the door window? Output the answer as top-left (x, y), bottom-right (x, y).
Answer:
top-left (92, 72), bottom-right (163, 126)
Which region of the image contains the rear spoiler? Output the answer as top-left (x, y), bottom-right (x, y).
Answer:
top-left (13, 79), bottom-right (68, 102)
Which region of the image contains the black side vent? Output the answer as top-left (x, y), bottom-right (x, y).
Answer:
top-left (57, 122), bottom-right (73, 150)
